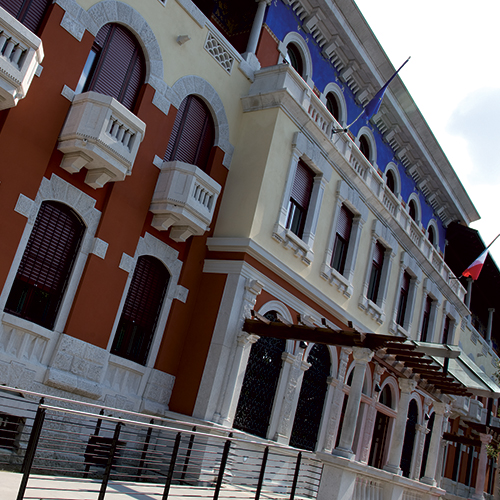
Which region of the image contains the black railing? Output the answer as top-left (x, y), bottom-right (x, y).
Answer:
top-left (0, 386), bottom-right (322, 500)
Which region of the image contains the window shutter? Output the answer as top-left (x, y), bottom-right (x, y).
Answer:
top-left (1, 0), bottom-right (50, 32)
top-left (291, 160), bottom-right (314, 210)
top-left (373, 241), bottom-right (385, 267)
top-left (88, 24), bottom-right (145, 111)
top-left (164, 95), bottom-right (214, 171)
top-left (337, 205), bottom-right (353, 241)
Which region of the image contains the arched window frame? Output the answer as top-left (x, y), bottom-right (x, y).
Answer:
top-left (0, 175), bottom-right (101, 334)
top-left (407, 193), bottom-right (421, 225)
top-left (277, 32), bottom-right (314, 87)
top-left (107, 232), bottom-right (185, 368)
top-left (384, 163), bottom-right (401, 197)
top-left (356, 127), bottom-right (377, 166)
top-left (321, 83), bottom-right (347, 126)
top-left (427, 219), bottom-right (439, 249)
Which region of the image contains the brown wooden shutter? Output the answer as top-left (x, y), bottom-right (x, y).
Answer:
top-left (291, 160), bottom-right (314, 210)
top-left (1, 0), bottom-right (50, 32)
top-left (164, 95), bottom-right (215, 171)
top-left (337, 205), bottom-right (353, 241)
top-left (88, 24), bottom-right (145, 111)
top-left (5, 201), bottom-right (85, 329)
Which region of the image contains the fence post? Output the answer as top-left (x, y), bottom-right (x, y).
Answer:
top-left (162, 432), bottom-right (182, 500)
top-left (16, 405), bottom-right (46, 500)
top-left (213, 435), bottom-right (232, 500)
top-left (136, 418), bottom-right (154, 481)
top-left (85, 408), bottom-right (105, 474)
top-left (180, 425), bottom-right (196, 483)
top-left (289, 452), bottom-right (302, 500)
top-left (255, 446), bottom-right (269, 500)
top-left (97, 421), bottom-right (122, 500)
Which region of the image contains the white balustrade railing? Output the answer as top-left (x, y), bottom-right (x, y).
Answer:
top-left (58, 91), bottom-right (146, 189)
top-left (353, 475), bottom-right (383, 500)
top-left (0, 6), bottom-right (44, 109)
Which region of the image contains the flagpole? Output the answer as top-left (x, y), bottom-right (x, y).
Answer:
top-left (486, 232), bottom-right (500, 250)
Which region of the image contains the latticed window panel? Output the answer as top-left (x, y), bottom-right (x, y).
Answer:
top-left (204, 32), bottom-right (234, 74)
top-left (233, 335), bottom-right (285, 438)
top-left (289, 344), bottom-right (331, 451)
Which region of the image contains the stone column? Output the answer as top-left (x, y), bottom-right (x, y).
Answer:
top-left (487, 308), bottom-right (495, 344)
top-left (359, 364), bottom-right (385, 463)
top-left (422, 402), bottom-right (448, 486)
top-left (333, 347), bottom-right (373, 459)
top-left (411, 424), bottom-right (430, 480)
top-left (321, 348), bottom-right (351, 452)
top-left (244, 0), bottom-right (271, 56)
top-left (384, 378), bottom-right (417, 474)
top-left (472, 433), bottom-right (493, 500)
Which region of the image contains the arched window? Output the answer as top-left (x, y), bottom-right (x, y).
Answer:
top-left (5, 201), bottom-right (85, 330)
top-left (164, 95), bottom-right (215, 171)
top-left (428, 225), bottom-right (436, 247)
top-left (290, 344), bottom-right (331, 451)
top-left (234, 322), bottom-right (285, 438)
top-left (359, 135), bottom-right (371, 161)
top-left (326, 92), bottom-right (340, 122)
top-left (75, 23), bottom-right (145, 111)
top-left (0, 0), bottom-right (51, 33)
top-left (111, 256), bottom-right (170, 365)
top-left (386, 170), bottom-right (396, 194)
top-left (420, 413), bottom-right (435, 478)
top-left (408, 199), bottom-right (418, 222)
top-left (400, 399), bottom-right (419, 477)
top-left (286, 43), bottom-right (303, 76)
top-left (369, 383), bottom-right (394, 469)
top-left (379, 384), bottom-right (393, 408)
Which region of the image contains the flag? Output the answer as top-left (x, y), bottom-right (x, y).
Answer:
top-left (462, 249), bottom-right (488, 281)
top-left (344, 57), bottom-right (411, 131)
top-left (363, 57), bottom-right (411, 120)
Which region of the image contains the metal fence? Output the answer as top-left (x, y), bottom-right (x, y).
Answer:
top-left (0, 385), bottom-right (323, 499)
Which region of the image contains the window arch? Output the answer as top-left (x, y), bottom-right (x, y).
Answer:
top-left (0, 0), bottom-right (51, 33)
top-left (278, 32), bottom-right (313, 84)
top-left (286, 43), bottom-right (303, 76)
top-left (384, 164), bottom-right (400, 197)
top-left (427, 221), bottom-right (439, 248)
top-left (359, 135), bottom-right (370, 160)
top-left (356, 127), bottom-right (377, 165)
top-left (164, 95), bottom-right (215, 171)
top-left (325, 92), bottom-right (340, 121)
top-left (233, 331), bottom-right (286, 438)
top-left (75, 23), bottom-right (145, 111)
top-left (290, 344), bottom-right (331, 451)
top-left (5, 201), bottom-right (85, 330)
top-left (111, 255), bottom-right (170, 365)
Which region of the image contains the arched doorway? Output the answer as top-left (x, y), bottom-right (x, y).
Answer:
top-left (369, 384), bottom-right (393, 469)
top-left (290, 344), bottom-right (331, 450)
top-left (400, 399), bottom-right (419, 477)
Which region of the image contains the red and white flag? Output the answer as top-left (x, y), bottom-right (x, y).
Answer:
top-left (462, 249), bottom-right (488, 281)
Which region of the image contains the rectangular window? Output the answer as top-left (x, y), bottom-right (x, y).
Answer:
top-left (420, 296), bottom-right (432, 341)
top-left (367, 241), bottom-right (385, 303)
top-left (331, 205), bottom-right (353, 274)
top-left (442, 316), bottom-right (451, 344)
top-left (285, 160), bottom-right (314, 238)
top-left (396, 272), bottom-right (411, 327)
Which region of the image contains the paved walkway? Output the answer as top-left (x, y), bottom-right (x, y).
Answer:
top-left (0, 470), bottom-right (294, 500)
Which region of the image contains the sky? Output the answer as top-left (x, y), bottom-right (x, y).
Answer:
top-left (353, 0), bottom-right (500, 264)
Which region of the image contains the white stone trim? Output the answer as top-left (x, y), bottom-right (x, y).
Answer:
top-left (426, 219), bottom-right (440, 249)
top-left (0, 174), bottom-right (101, 334)
top-left (54, 0), bottom-right (164, 91)
top-left (358, 220), bottom-right (397, 325)
top-left (356, 126), bottom-right (377, 167)
top-left (407, 192), bottom-right (422, 225)
top-left (378, 376), bottom-right (400, 410)
top-left (277, 31), bottom-right (314, 88)
top-left (106, 232), bottom-right (185, 369)
top-left (321, 180), bottom-right (367, 298)
top-left (257, 301), bottom-right (294, 353)
top-left (273, 132), bottom-right (331, 265)
top-left (383, 162), bottom-right (401, 197)
top-left (321, 82), bottom-right (347, 127)
top-left (165, 75), bottom-right (234, 168)
top-left (389, 252), bottom-right (422, 336)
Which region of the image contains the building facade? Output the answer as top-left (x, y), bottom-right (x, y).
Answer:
top-left (0, 0), bottom-right (499, 498)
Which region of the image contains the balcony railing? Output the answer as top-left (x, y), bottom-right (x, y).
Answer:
top-left (0, 6), bottom-right (44, 110)
top-left (58, 91), bottom-right (146, 189)
top-left (150, 160), bottom-right (221, 242)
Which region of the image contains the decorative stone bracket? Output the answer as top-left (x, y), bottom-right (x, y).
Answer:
top-left (0, 6), bottom-right (44, 110)
top-left (149, 160), bottom-right (221, 242)
top-left (57, 91), bottom-right (146, 189)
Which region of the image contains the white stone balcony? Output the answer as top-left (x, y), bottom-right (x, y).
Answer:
top-left (150, 160), bottom-right (221, 242)
top-left (57, 91), bottom-right (146, 189)
top-left (0, 6), bottom-right (44, 110)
